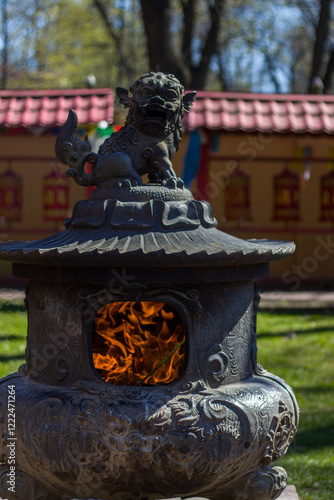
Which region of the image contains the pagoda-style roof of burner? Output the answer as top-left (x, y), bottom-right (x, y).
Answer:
top-left (0, 188), bottom-right (295, 268)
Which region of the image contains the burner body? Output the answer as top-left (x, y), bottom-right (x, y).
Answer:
top-left (0, 72), bottom-right (298, 500)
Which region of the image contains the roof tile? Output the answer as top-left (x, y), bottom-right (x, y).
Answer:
top-left (187, 91), bottom-right (334, 134)
top-left (3, 87), bottom-right (334, 135)
top-left (270, 100), bottom-right (288, 116)
top-left (322, 113), bottom-right (334, 132)
top-left (237, 99), bottom-right (255, 114)
top-left (0, 88), bottom-right (114, 128)
top-left (222, 112), bottom-right (240, 130)
top-left (272, 113), bottom-right (290, 131)
top-left (320, 101), bottom-right (334, 115)
top-left (255, 112), bottom-right (273, 131)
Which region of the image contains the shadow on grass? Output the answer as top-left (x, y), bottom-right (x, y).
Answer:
top-left (0, 334), bottom-right (26, 341)
top-left (297, 386), bottom-right (334, 394)
top-left (0, 302), bottom-right (26, 313)
top-left (259, 307), bottom-right (334, 315)
top-left (291, 423), bottom-right (334, 451)
top-left (257, 326), bottom-right (334, 338)
top-left (0, 353), bottom-right (25, 362)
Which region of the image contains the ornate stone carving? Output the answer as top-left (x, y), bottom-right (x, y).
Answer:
top-left (230, 465), bottom-right (287, 500)
top-left (263, 401), bottom-right (297, 464)
top-left (69, 198), bottom-right (217, 231)
top-left (25, 282), bottom-right (83, 385)
top-left (55, 72), bottom-right (196, 189)
top-left (0, 364), bottom-right (297, 500)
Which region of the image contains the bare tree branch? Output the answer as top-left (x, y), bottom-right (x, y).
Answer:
top-left (191, 0), bottom-right (225, 89)
top-left (92, 0), bottom-right (138, 85)
top-left (245, 37), bottom-right (283, 93)
top-left (92, 0), bottom-right (120, 44)
top-left (262, 52), bottom-right (282, 93)
top-left (293, 0), bottom-right (318, 29)
top-left (217, 52), bottom-right (230, 90)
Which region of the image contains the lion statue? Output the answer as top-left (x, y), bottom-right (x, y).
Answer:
top-left (55, 72), bottom-right (196, 189)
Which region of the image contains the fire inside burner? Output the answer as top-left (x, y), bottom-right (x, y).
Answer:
top-left (92, 301), bottom-right (185, 386)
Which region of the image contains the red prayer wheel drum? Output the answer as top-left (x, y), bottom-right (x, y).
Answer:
top-left (319, 170), bottom-right (334, 221)
top-left (273, 168), bottom-right (300, 221)
top-left (0, 168), bottom-right (23, 223)
top-left (43, 169), bottom-right (70, 222)
top-left (225, 166), bottom-right (252, 221)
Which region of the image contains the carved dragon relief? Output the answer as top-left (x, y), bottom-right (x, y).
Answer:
top-left (55, 72), bottom-right (196, 190)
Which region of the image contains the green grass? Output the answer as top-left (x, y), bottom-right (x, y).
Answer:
top-left (0, 301), bottom-right (333, 499)
top-left (0, 300), bottom-right (27, 379)
top-left (257, 310), bottom-right (334, 500)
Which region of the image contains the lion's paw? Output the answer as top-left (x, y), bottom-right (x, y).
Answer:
top-left (120, 178), bottom-right (139, 188)
top-left (162, 177), bottom-right (178, 188)
top-left (162, 177), bottom-right (185, 189)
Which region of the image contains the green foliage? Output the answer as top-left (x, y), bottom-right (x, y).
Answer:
top-left (0, 301), bottom-right (27, 379)
top-left (4, 0), bottom-right (148, 90)
top-left (0, 0), bottom-right (324, 92)
top-left (257, 310), bottom-right (334, 500)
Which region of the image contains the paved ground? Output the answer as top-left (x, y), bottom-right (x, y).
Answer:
top-left (278, 485), bottom-right (300, 499)
top-left (259, 290), bottom-right (334, 309)
top-left (0, 288), bottom-right (25, 301)
top-left (1, 287), bottom-right (334, 309)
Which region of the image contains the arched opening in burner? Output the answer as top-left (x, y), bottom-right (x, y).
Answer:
top-left (92, 301), bottom-right (186, 386)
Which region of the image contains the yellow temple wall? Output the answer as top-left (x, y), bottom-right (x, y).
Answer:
top-left (173, 132), bottom-right (334, 288)
top-left (0, 130), bottom-right (333, 288)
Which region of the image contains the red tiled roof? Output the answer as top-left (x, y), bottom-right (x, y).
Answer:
top-left (185, 91), bottom-right (334, 134)
top-left (0, 88), bottom-right (114, 128)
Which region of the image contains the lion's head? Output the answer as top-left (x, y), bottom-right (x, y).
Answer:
top-left (117, 72), bottom-right (196, 138)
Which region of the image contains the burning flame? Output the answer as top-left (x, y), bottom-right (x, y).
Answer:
top-left (92, 301), bottom-right (185, 386)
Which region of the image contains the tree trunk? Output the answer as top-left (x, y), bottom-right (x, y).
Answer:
top-left (190, 0), bottom-right (225, 90)
top-left (1, 0), bottom-right (8, 89)
top-left (181, 0), bottom-right (196, 85)
top-left (140, 0), bottom-right (225, 90)
top-left (308, 0), bottom-right (331, 93)
top-left (139, 0), bottom-right (183, 79)
top-left (323, 46), bottom-right (334, 92)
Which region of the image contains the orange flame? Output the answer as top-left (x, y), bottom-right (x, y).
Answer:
top-left (92, 301), bottom-right (185, 386)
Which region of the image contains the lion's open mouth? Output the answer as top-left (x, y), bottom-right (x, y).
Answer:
top-left (145, 106), bottom-right (167, 122)
top-left (147, 110), bottom-right (166, 118)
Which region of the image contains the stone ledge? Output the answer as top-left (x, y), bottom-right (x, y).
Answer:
top-left (278, 485), bottom-right (300, 499)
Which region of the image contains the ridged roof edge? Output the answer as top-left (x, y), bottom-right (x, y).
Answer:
top-left (185, 91), bottom-right (334, 134)
top-left (0, 88), bottom-right (114, 127)
top-left (0, 198), bottom-right (295, 268)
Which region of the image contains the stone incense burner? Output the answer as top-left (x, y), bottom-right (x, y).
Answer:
top-left (0, 72), bottom-right (298, 500)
